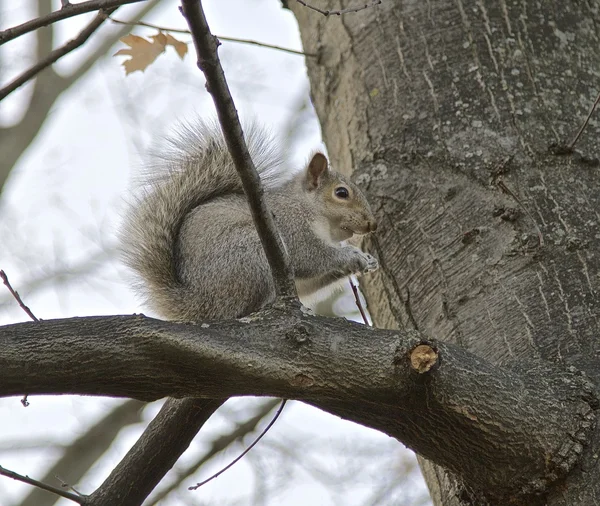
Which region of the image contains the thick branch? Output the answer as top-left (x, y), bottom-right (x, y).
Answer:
top-left (0, 308), bottom-right (595, 500)
top-left (87, 398), bottom-right (223, 506)
top-left (0, 0), bottom-right (147, 45)
top-left (180, 0), bottom-right (295, 297)
top-left (146, 398), bottom-right (281, 505)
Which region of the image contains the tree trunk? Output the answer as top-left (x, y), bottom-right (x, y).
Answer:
top-left (289, 1), bottom-right (600, 504)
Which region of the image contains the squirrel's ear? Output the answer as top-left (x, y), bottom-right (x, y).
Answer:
top-left (306, 153), bottom-right (328, 190)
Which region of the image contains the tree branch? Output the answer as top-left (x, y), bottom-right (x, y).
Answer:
top-left (188, 399), bottom-right (285, 490)
top-left (19, 400), bottom-right (145, 506)
top-left (0, 247), bottom-right (114, 311)
top-left (36, 0), bottom-right (55, 73)
top-left (180, 0), bottom-right (295, 298)
top-left (295, 0), bottom-right (382, 17)
top-left (147, 398), bottom-right (281, 504)
top-left (0, 8), bottom-right (116, 101)
top-left (0, 465), bottom-right (83, 504)
top-left (63, 0), bottom-right (163, 87)
top-left (80, 3), bottom-right (301, 503)
top-left (106, 16), bottom-right (317, 57)
top-left (0, 308), bottom-right (596, 501)
top-left (0, 0), bottom-right (162, 196)
top-left (87, 397), bottom-right (223, 506)
top-left (0, 0), bottom-right (147, 45)
top-left (0, 270), bottom-right (39, 322)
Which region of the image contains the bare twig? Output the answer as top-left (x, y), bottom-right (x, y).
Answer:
top-left (180, 0), bottom-right (295, 298)
top-left (189, 400), bottom-right (287, 490)
top-left (0, 8), bottom-right (116, 101)
top-left (147, 398), bottom-right (281, 504)
top-left (1, 269), bottom-right (37, 407)
top-left (296, 0), bottom-right (382, 16)
top-left (569, 89), bottom-right (600, 150)
top-left (0, 0), bottom-right (146, 45)
top-left (0, 247), bottom-right (114, 310)
top-left (19, 400), bottom-right (145, 506)
top-left (107, 16), bottom-right (317, 57)
top-left (0, 270), bottom-right (39, 322)
top-left (55, 476), bottom-right (85, 497)
top-left (0, 465), bottom-right (84, 504)
top-left (87, 398), bottom-right (224, 505)
top-left (0, 0), bottom-right (162, 197)
top-left (349, 279), bottom-right (369, 325)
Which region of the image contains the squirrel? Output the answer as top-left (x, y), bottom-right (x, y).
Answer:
top-left (121, 120), bottom-right (379, 321)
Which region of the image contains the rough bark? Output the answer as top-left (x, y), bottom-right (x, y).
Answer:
top-left (0, 306), bottom-right (596, 503)
top-left (87, 398), bottom-right (223, 506)
top-left (289, 0), bottom-right (600, 504)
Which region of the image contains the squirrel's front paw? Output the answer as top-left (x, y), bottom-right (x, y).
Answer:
top-left (361, 253), bottom-right (379, 273)
top-left (346, 247), bottom-right (379, 275)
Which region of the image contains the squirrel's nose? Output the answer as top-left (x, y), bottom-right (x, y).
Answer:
top-left (368, 220), bottom-right (377, 232)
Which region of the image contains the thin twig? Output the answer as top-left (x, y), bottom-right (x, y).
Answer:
top-left (180, 0), bottom-right (295, 297)
top-left (19, 401), bottom-right (144, 506)
top-left (189, 400), bottom-right (287, 490)
top-left (0, 270), bottom-right (39, 321)
top-left (147, 399), bottom-right (280, 504)
top-left (0, 8), bottom-right (115, 101)
top-left (0, 247), bottom-right (114, 309)
top-left (0, 0), bottom-right (145, 45)
top-left (568, 89), bottom-right (600, 151)
top-left (55, 475), bottom-right (85, 497)
top-left (107, 16), bottom-right (317, 57)
top-left (296, 0), bottom-right (382, 16)
top-left (1, 269), bottom-right (37, 407)
top-left (0, 465), bottom-right (84, 504)
top-left (349, 279), bottom-right (369, 325)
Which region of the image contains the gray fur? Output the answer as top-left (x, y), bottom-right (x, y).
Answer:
top-left (121, 120), bottom-right (378, 321)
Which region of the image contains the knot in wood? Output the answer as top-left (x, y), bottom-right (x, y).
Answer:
top-left (285, 323), bottom-right (312, 345)
top-left (291, 373), bottom-right (314, 387)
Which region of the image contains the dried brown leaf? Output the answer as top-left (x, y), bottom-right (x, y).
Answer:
top-left (164, 33), bottom-right (188, 59)
top-left (114, 33), bottom-right (167, 75)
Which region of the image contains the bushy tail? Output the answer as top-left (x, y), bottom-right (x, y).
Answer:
top-left (120, 120), bottom-right (282, 318)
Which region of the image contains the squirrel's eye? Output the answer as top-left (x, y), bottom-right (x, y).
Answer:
top-left (334, 187), bottom-right (349, 199)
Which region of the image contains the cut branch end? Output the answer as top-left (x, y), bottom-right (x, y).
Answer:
top-left (410, 344), bottom-right (438, 373)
